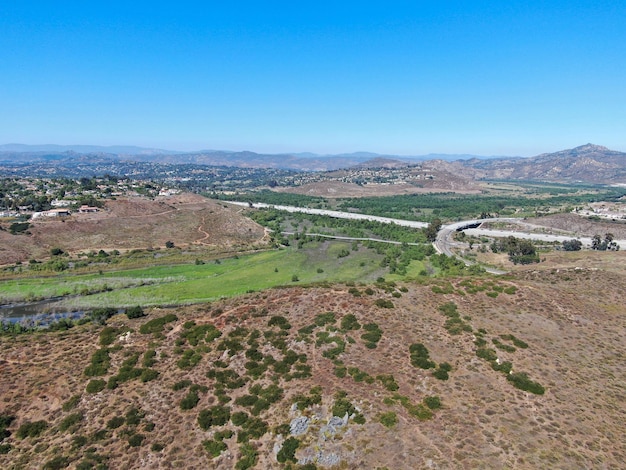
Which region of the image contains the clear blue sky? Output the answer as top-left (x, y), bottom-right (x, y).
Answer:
top-left (1, 1), bottom-right (625, 156)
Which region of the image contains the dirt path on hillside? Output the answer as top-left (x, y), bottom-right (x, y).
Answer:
top-left (194, 215), bottom-right (212, 245)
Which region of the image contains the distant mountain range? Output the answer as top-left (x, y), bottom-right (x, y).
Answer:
top-left (0, 144), bottom-right (509, 170)
top-left (1, 143), bottom-right (625, 184)
top-left (0, 143), bottom-right (176, 155)
top-left (447, 144), bottom-right (626, 184)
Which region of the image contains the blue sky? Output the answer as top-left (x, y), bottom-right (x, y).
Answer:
top-left (1, 1), bottom-right (625, 156)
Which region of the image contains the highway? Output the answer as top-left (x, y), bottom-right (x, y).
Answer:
top-left (226, 201), bottom-right (429, 229)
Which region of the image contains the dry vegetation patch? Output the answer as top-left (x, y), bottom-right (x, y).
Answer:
top-left (0, 194), bottom-right (266, 265)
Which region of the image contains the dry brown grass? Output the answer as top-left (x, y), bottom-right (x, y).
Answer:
top-left (0, 194), bottom-right (266, 265)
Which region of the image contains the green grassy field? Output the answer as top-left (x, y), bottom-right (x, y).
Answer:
top-left (1, 241), bottom-right (387, 309)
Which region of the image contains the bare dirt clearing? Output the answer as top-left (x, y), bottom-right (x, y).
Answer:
top-left (525, 212), bottom-right (626, 239)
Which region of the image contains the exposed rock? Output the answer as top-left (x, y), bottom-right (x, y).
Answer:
top-left (290, 416), bottom-right (310, 436)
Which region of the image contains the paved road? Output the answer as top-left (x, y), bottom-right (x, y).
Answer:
top-left (226, 201), bottom-right (429, 229)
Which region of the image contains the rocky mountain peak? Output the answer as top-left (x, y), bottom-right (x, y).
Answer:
top-left (571, 143), bottom-right (609, 154)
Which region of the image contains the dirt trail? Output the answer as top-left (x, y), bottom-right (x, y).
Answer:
top-left (194, 215), bottom-right (212, 245)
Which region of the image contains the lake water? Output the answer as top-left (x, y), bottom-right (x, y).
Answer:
top-left (0, 299), bottom-right (85, 325)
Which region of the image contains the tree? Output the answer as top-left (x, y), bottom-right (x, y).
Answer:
top-left (562, 239), bottom-right (582, 251)
top-left (424, 218), bottom-right (442, 242)
top-left (591, 233), bottom-right (619, 251)
top-left (491, 236), bottom-right (539, 264)
top-left (125, 306), bottom-right (145, 319)
top-left (165, 241), bottom-right (175, 249)
top-left (89, 307), bottom-right (117, 325)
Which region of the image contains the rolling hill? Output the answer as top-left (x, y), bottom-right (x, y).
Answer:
top-left (0, 194), bottom-right (267, 265)
top-left (0, 262), bottom-right (624, 468)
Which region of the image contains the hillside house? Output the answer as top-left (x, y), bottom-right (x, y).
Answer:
top-left (31, 208), bottom-right (71, 219)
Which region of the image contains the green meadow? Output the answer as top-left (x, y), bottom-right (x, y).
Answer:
top-left (1, 241), bottom-right (386, 309)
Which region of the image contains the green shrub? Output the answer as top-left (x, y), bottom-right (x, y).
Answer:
top-left (238, 416), bottom-right (268, 441)
top-left (268, 315), bottom-right (291, 330)
top-left (409, 343), bottom-right (436, 369)
top-left (348, 287), bottom-right (361, 297)
top-left (16, 420), bottom-right (48, 439)
top-left (474, 337), bottom-right (487, 347)
top-left (378, 412), bottom-right (398, 428)
top-left (172, 379), bottom-right (192, 390)
top-left (99, 327), bottom-right (118, 346)
top-left (361, 323), bottom-right (383, 347)
top-left (340, 314), bottom-right (361, 331)
top-left (140, 368), bottom-right (160, 382)
top-left (128, 433), bottom-right (145, 447)
top-left (314, 312), bottom-right (336, 327)
top-left (59, 412), bottom-right (83, 432)
top-left (492, 338), bottom-right (516, 352)
top-left (500, 334), bottom-right (529, 348)
top-left (88, 307), bottom-right (117, 325)
top-left (353, 414), bottom-right (366, 424)
top-left (139, 314), bottom-right (178, 335)
top-left (491, 360), bottom-right (513, 374)
top-left (180, 391), bottom-right (200, 410)
top-left (374, 299), bottom-right (394, 308)
top-left (84, 348), bottom-right (110, 377)
top-left (475, 348), bottom-right (498, 362)
top-left (177, 349), bottom-right (203, 369)
top-left (9, 222), bottom-right (29, 235)
top-left (408, 403), bottom-right (433, 421)
top-left (181, 323), bottom-right (222, 345)
top-left (106, 416), bottom-right (125, 429)
top-left (423, 396), bottom-right (442, 410)
top-left (125, 407), bottom-right (144, 426)
top-left (198, 406), bottom-right (231, 430)
top-left (507, 372), bottom-right (545, 395)
top-left (71, 434), bottom-right (87, 449)
top-left (376, 374), bottom-right (399, 392)
top-left (235, 443), bottom-right (258, 470)
top-left (292, 389), bottom-right (323, 411)
top-left (125, 306), bottom-right (145, 319)
top-left (203, 439), bottom-right (227, 458)
top-left (0, 414), bottom-right (15, 443)
top-left (277, 437), bottom-right (300, 463)
top-left (143, 349), bottom-right (157, 367)
top-left (231, 411), bottom-right (249, 426)
top-left (331, 392), bottom-right (362, 422)
top-left (42, 456), bottom-right (69, 469)
top-left (86, 379), bottom-right (106, 394)
top-left (62, 395), bottom-right (81, 412)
